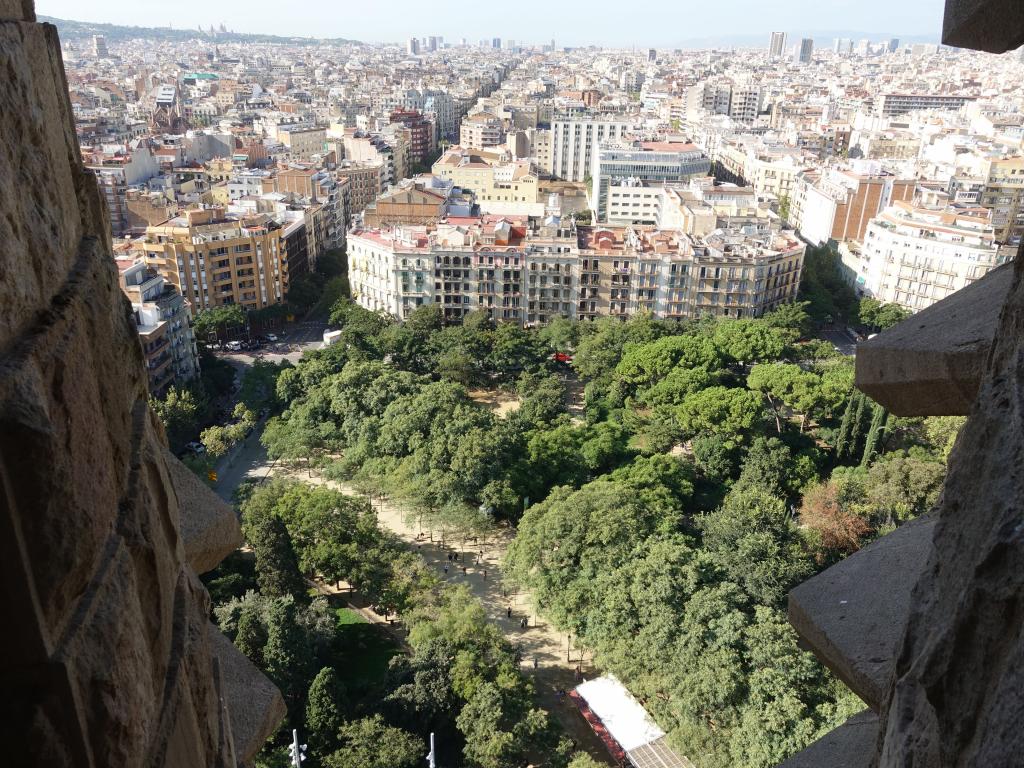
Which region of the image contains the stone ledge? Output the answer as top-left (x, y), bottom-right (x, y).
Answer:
top-left (789, 515), bottom-right (935, 711)
top-left (855, 262), bottom-right (1013, 416)
top-left (943, 0), bottom-right (1024, 53)
top-left (0, 0), bottom-right (34, 21)
top-left (210, 626), bottom-right (286, 763)
top-left (777, 710), bottom-right (878, 768)
top-left (165, 450), bottom-right (242, 575)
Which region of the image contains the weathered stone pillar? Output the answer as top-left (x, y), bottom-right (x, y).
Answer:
top-left (0, 3), bottom-right (284, 765)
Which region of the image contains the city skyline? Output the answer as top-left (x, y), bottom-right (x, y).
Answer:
top-left (37, 0), bottom-right (947, 47)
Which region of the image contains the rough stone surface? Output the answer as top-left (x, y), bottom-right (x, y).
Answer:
top-left (778, 710), bottom-right (877, 768)
top-left (166, 451), bottom-right (243, 574)
top-left (0, 0), bottom-right (34, 21)
top-left (943, 0), bottom-right (1024, 52)
top-left (790, 516), bottom-right (936, 711)
top-left (0, 6), bottom-right (282, 766)
top-left (855, 262), bottom-right (1012, 416)
top-left (211, 628), bottom-right (287, 762)
top-left (873, 245), bottom-right (1024, 765)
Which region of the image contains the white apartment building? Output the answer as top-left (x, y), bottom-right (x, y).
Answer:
top-left (591, 141), bottom-right (711, 223)
top-left (853, 199), bottom-right (1007, 311)
top-left (550, 115), bottom-right (637, 182)
top-left (348, 213), bottom-right (804, 325)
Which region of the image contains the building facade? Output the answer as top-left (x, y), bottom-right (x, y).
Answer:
top-left (348, 214), bottom-right (804, 325)
top-left (550, 115), bottom-right (637, 182)
top-left (590, 141), bottom-right (712, 223)
top-left (851, 199), bottom-right (1008, 311)
top-left (136, 207), bottom-right (288, 314)
top-left (118, 260), bottom-right (199, 396)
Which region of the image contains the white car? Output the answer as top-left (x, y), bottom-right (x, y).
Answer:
top-left (225, 340), bottom-right (243, 352)
top-left (266, 333), bottom-right (279, 342)
top-left (185, 442), bottom-right (206, 455)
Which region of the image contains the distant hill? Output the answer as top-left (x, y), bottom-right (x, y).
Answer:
top-left (38, 15), bottom-right (360, 46)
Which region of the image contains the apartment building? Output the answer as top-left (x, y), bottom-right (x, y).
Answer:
top-left (590, 141), bottom-right (711, 223)
top-left (979, 154), bottom-right (1024, 245)
top-left (851, 199), bottom-right (1007, 311)
top-left (769, 32), bottom-right (787, 59)
top-left (117, 259), bottom-right (199, 396)
top-left (873, 93), bottom-right (975, 117)
top-left (790, 167), bottom-right (916, 244)
top-left (459, 112), bottom-right (505, 150)
top-left (390, 109), bottom-right (436, 166)
top-left (550, 114), bottom-right (637, 182)
top-left (136, 207), bottom-right (287, 314)
top-left (264, 166), bottom-right (348, 251)
top-left (362, 178), bottom-right (453, 227)
top-left (278, 125), bottom-right (327, 162)
top-left (348, 212), bottom-right (804, 325)
top-left (432, 147), bottom-right (542, 215)
top-left (336, 161), bottom-right (384, 217)
top-left (84, 145), bottom-right (160, 236)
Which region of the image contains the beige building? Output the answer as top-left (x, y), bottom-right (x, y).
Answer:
top-left (336, 161), bottom-right (384, 217)
top-left (278, 126), bottom-right (327, 162)
top-left (136, 207), bottom-right (288, 314)
top-left (459, 112), bottom-right (505, 150)
top-left (348, 212), bottom-right (804, 325)
top-left (432, 147), bottom-right (541, 215)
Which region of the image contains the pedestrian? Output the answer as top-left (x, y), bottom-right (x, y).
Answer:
top-left (443, 564), bottom-right (449, 575)
top-left (447, 553), bottom-right (452, 563)
top-left (462, 565), bottom-right (467, 575)
top-left (483, 569), bottom-right (487, 581)
top-left (533, 655), bottom-right (538, 669)
top-left (507, 606), bottom-right (512, 619)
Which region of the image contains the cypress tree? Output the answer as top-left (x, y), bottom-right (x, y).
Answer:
top-left (306, 667), bottom-right (347, 751)
top-left (848, 391), bottom-right (868, 461)
top-left (860, 402), bottom-right (887, 468)
top-left (248, 511), bottom-right (308, 602)
top-left (263, 597), bottom-right (314, 711)
top-left (834, 393), bottom-right (856, 459)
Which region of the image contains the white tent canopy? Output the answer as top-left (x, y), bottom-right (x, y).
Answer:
top-left (575, 674), bottom-right (665, 752)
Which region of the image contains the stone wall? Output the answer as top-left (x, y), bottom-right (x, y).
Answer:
top-left (0, 3), bottom-right (284, 765)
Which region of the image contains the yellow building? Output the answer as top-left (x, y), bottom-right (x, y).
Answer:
top-left (136, 207), bottom-right (287, 314)
top-left (432, 147), bottom-right (541, 215)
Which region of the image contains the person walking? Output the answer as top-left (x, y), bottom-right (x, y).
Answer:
top-left (443, 563), bottom-right (449, 575)
top-left (533, 655), bottom-right (538, 670)
top-left (507, 605), bottom-right (512, 619)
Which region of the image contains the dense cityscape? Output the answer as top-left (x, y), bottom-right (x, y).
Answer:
top-left (33, 9), bottom-right (1024, 768)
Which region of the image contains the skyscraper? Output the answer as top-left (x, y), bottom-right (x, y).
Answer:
top-left (769, 32), bottom-right (787, 58)
top-left (92, 34), bottom-right (108, 58)
top-left (794, 37), bottom-right (814, 63)
top-left (406, 37), bottom-right (419, 55)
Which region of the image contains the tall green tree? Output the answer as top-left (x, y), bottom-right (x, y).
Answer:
top-left (306, 667), bottom-right (347, 752)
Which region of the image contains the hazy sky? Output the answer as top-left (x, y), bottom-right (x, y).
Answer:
top-left (36, 0), bottom-right (948, 46)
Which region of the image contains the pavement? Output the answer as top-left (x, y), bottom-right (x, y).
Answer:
top-left (818, 327), bottom-right (859, 357)
top-left (216, 443), bottom-right (612, 762)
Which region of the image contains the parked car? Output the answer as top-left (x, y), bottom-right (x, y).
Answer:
top-left (225, 340), bottom-right (243, 352)
top-left (266, 333), bottom-right (279, 342)
top-left (184, 441), bottom-right (206, 455)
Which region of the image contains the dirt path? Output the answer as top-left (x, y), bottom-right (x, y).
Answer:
top-left (274, 465), bottom-right (612, 763)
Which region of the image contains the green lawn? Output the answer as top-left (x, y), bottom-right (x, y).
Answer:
top-left (333, 608), bottom-right (403, 692)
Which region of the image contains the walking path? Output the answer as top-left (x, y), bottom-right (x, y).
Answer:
top-left (274, 464), bottom-right (611, 762)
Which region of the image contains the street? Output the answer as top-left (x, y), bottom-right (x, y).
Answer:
top-left (818, 326), bottom-right (858, 356)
